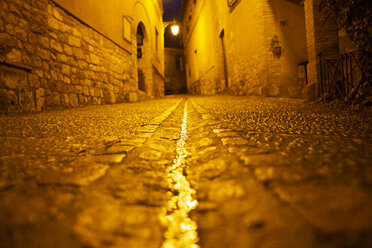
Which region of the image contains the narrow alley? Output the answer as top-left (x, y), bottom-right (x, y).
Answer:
top-left (0, 96), bottom-right (371, 248)
top-left (1, 0), bottom-right (372, 247)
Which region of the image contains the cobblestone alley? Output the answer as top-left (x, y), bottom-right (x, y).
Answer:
top-left (0, 96), bottom-right (371, 248)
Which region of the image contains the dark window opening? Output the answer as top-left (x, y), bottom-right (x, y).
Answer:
top-left (138, 69), bottom-right (145, 91)
top-left (137, 48), bottom-right (142, 59)
top-left (137, 28), bottom-right (144, 46)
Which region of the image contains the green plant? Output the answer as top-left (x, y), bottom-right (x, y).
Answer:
top-left (320, 0), bottom-right (372, 101)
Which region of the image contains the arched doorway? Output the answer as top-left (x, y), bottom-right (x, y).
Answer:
top-left (136, 22), bottom-right (148, 92)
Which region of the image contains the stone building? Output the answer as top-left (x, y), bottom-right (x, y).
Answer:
top-left (181, 0), bottom-right (354, 100)
top-left (0, 0), bottom-right (165, 113)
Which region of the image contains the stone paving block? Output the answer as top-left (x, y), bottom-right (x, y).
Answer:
top-left (253, 166), bottom-right (310, 184)
top-left (189, 146), bottom-right (220, 163)
top-left (120, 137), bottom-right (147, 147)
top-left (201, 114), bottom-right (214, 120)
top-left (141, 124), bottom-right (160, 129)
top-left (105, 145), bottom-right (134, 154)
top-left (74, 203), bottom-right (162, 248)
top-left (274, 184), bottom-right (372, 232)
top-left (135, 132), bottom-right (154, 138)
top-left (93, 154), bottom-right (126, 163)
top-left (198, 146), bottom-right (217, 155)
top-left (207, 180), bottom-right (245, 202)
top-left (206, 121), bottom-right (219, 126)
top-left (112, 183), bottom-right (167, 206)
top-left (228, 146), bottom-right (271, 155)
top-left (157, 130), bottom-right (179, 140)
top-left (0, 192), bottom-right (76, 247)
top-left (239, 153), bottom-right (288, 167)
top-left (152, 115), bottom-right (170, 124)
top-left (0, 167), bottom-right (15, 191)
top-left (215, 131), bottom-right (240, 138)
top-left (124, 161), bottom-right (154, 171)
top-left (37, 162), bottom-right (109, 186)
top-left (146, 138), bottom-right (175, 152)
top-left (196, 138), bottom-right (214, 148)
top-left (139, 149), bottom-right (162, 161)
top-left (192, 158), bottom-right (227, 180)
top-left (212, 129), bottom-right (234, 134)
top-left (103, 136), bottom-right (121, 144)
top-left (0, 191), bottom-right (74, 225)
top-left (221, 137), bottom-right (249, 146)
top-left (136, 127), bottom-right (157, 133)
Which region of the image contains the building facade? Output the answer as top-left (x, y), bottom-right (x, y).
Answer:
top-left (164, 25), bottom-right (187, 95)
top-left (164, 47), bottom-right (187, 94)
top-left (0, 0), bottom-right (165, 113)
top-left (181, 0), bottom-right (350, 100)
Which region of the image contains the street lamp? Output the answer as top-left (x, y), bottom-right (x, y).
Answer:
top-left (164, 21), bottom-right (180, 36)
top-left (171, 24), bottom-right (180, 36)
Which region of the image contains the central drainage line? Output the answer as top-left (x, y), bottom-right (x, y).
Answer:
top-left (160, 101), bottom-right (199, 248)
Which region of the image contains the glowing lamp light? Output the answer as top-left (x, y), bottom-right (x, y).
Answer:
top-left (171, 24), bottom-right (180, 36)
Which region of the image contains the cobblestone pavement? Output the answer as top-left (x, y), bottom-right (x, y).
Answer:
top-left (0, 96), bottom-right (371, 248)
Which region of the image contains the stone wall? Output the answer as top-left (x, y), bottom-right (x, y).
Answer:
top-left (164, 48), bottom-right (187, 94)
top-left (0, 0), bottom-right (154, 113)
top-left (223, 0), bottom-right (267, 96)
top-left (182, 0), bottom-right (308, 98)
top-left (261, 0), bottom-right (308, 98)
top-left (152, 66), bottom-right (165, 98)
top-left (183, 0), bottom-right (218, 95)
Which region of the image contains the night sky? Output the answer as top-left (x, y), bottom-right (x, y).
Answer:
top-left (163, 0), bottom-right (182, 21)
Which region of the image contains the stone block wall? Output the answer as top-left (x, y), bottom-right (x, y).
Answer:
top-left (0, 0), bottom-right (141, 113)
top-left (152, 66), bottom-right (165, 98)
top-left (164, 48), bottom-right (187, 94)
top-left (183, 0), bottom-right (307, 99)
top-left (261, 0), bottom-right (308, 98)
top-left (217, 0), bottom-right (267, 97)
top-left (196, 76), bottom-right (216, 95)
top-left (190, 65), bottom-right (217, 95)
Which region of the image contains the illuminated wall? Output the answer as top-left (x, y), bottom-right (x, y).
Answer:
top-left (164, 48), bottom-right (187, 94)
top-left (0, 0), bottom-right (164, 113)
top-left (53, 0), bottom-right (165, 96)
top-left (182, 0), bottom-right (308, 98)
top-left (183, 0), bottom-right (217, 94)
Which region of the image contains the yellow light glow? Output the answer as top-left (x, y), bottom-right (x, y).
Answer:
top-left (159, 102), bottom-right (200, 248)
top-left (171, 25), bottom-right (180, 36)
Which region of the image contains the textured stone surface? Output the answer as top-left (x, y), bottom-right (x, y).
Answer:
top-left (105, 145), bottom-right (134, 154)
top-left (0, 96), bottom-right (371, 248)
top-left (37, 162), bottom-right (109, 186)
top-left (221, 137), bottom-right (249, 146)
top-left (0, 0), bottom-right (164, 113)
top-left (139, 149), bottom-right (162, 161)
top-left (182, 0), bottom-right (307, 99)
top-left (274, 184), bottom-right (372, 231)
top-left (92, 154), bottom-right (126, 163)
top-left (46, 92), bottom-right (60, 106)
top-left (190, 96), bottom-right (372, 248)
top-left (126, 91), bottom-right (139, 102)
